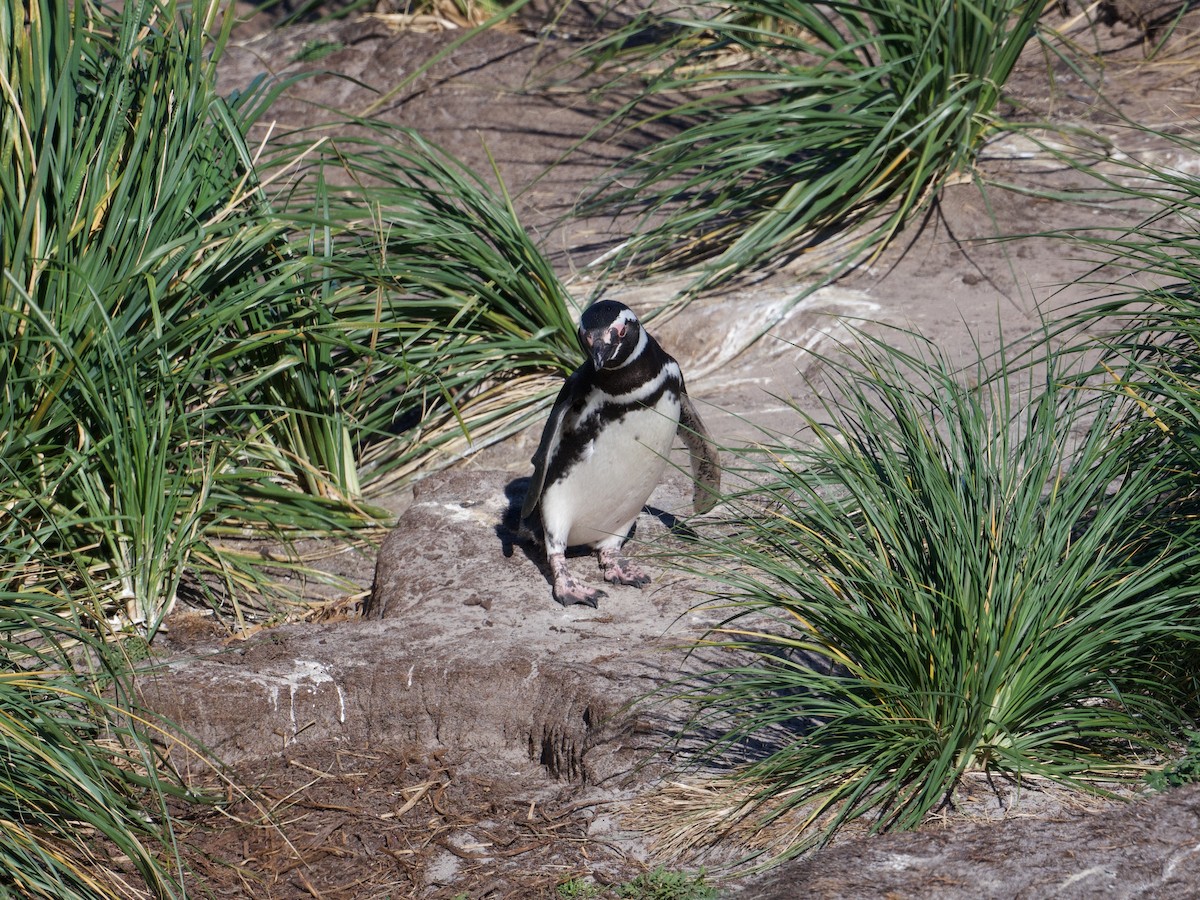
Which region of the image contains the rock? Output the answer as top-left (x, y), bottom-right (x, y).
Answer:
top-left (363, 468), bottom-right (542, 619)
top-left (141, 468), bottom-right (723, 783)
top-left (736, 783), bottom-right (1200, 899)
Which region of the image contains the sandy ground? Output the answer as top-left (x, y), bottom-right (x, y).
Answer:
top-left (141, 3), bottom-right (1200, 897)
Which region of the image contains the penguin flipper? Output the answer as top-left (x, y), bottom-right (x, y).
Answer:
top-left (679, 389), bottom-right (721, 514)
top-left (521, 370), bottom-right (582, 522)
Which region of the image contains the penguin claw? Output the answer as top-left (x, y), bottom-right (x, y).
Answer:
top-left (599, 549), bottom-right (651, 588)
top-left (554, 582), bottom-right (605, 607)
top-left (603, 569), bottom-right (650, 588)
top-left (559, 591), bottom-right (602, 609)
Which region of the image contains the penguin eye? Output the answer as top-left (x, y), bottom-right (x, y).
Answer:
top-left (615, 324), bottom-right (627, 338)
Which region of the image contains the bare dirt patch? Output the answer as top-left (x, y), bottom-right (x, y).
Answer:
top-left (146, 4), bottom-right (1200, 897)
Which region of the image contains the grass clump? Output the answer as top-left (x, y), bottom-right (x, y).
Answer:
top-left (1146, 731), bottom-right (1200, 792)
top-left (557, 880), bottom-right (604, 900)
top-left (669, 330), bottom-right (1200, 857)
top-left (579, 0), bottom-right (1051, 295)
top-left (617, 867), bottom-right (719, 900)
top-left (0, 591), bottom-right (193, 898)
top-left (557, 868), bottom-right (717, 900)
top-left (1, 0), bottom-right (578, 632)
top-left (1036, 124), bottom-right (1200, 800)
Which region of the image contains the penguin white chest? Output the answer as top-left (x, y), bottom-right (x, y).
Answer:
top-left (546, 394), bottom-right (680, 548)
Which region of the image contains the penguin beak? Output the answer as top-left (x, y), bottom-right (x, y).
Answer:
top-left (582, 328), bottom-right (616, 369)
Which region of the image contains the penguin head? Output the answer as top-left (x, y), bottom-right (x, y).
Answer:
top-left (578, 300), bottom-right (647, 371)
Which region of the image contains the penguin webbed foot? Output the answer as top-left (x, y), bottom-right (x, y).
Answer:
top-left (550, 553), bottom-right (606, 607)
top-left (598, 547), bottom-right (651, 588)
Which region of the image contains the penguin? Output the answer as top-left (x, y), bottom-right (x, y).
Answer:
top-left (521, 299), bottom-right (720, 607)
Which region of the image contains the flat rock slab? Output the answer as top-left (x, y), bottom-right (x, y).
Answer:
top-left (141, 467), bottom-right (724, 785)
top-left (734, 782), bottom-right (1200, 899)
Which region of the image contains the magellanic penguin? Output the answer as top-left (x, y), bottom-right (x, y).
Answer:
top-left (521, 299), bottom-right (721, 607)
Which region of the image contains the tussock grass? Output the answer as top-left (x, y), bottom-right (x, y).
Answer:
top-left (578, 0), bottom-right (1051, 297)
top-left (1, 0), bottom-right (578, 632)
top-left (663, 330), bottom-right (1200, 859)
top-left (0, 590), bottom-right (195, 898)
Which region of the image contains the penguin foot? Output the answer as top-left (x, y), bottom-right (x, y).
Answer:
top-left (554, 580), bottom-right (605, 608)
top-left (550, 554), bottom-right (606, 607)
top-left (598, 548), bottom-right (651, 588)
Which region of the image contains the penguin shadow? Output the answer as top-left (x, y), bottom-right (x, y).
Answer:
top-left (644, 505), bottom-right (700, 540)
top-left (497, 476), bottom-right (539, 564)
top-left (496, 478), bottom-right (699, 587)
top-left (492, 480), bottom-right (556, 592)
top-left (671, 640), bottom-right (837, 771)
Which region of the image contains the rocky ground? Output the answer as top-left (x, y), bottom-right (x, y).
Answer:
top-left (140, 2), bottom-right (1200, 897)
